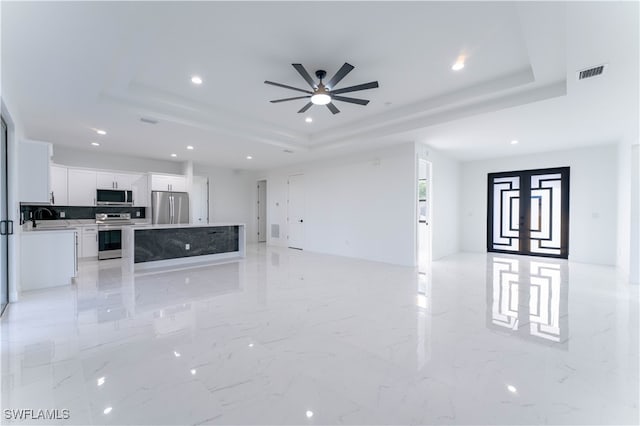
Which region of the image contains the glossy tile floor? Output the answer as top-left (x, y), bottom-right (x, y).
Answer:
top-left (1, 245), bottom-right (638, 425)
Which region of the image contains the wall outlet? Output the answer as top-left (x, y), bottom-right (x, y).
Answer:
top-left (59, 211), bottom-right (65, 218)
top-left (185, 243), bottom-right (190, 250)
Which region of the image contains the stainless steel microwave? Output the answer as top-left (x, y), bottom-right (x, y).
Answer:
top-left (96, 189), bottom-right (133, 206)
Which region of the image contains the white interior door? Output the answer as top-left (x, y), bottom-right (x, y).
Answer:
top-left (288, 174), bottom-right (304, 249)
top-left (257, 180), bottom-right (267, 242)
top-left (191, 176), bottom-right (209, 224)
top-left (417, 159), bottom-right (432, 271)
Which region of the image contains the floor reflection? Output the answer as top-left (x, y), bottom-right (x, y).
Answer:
top-left (416, 271), bottom-right (431, 370)
top-left (75, 260), bottom-right (243, 326)
top-left (486, 254), bottom-right (569, 347)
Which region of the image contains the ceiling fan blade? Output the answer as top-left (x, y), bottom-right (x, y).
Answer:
top-left (332, 95), bottom-right (369, 106)
top-left (331, 81), bottom-right (379, 95)
top-left (326, 103), bottom-right (340, 114)
top-left (264, 80), bottom-right (313, 94)
top-left (326, 62), bottom-right (354, 89)
top-left (270, 95), bottom-right (311, 103)
top-left (292, 64), bottom-right (317, 89)
top-left (297, 102), bottom-right (313, 113)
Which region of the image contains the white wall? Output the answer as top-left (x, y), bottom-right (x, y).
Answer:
top-left (617, 140), bottom-right (632, 279)
top-left (460, 144), bottom-right (619, 265)
top-left (630, 143), bottom-right (639, 284)
top-left (265, 143), bottom-right (416, 266)
top-left (52, 145), bottom-right (182, 174)
top-left (192, 164), bottom-right (258, 243)
top-left (417, 144), bottom-right (461, 261)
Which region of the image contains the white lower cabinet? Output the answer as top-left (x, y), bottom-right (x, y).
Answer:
top-left (81, 226), bottom-right (98, 258)
top-left (21, 230), bottom-right (77, 290)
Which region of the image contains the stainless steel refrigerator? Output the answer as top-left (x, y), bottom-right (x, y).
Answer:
top-left (151, 191), bottom-right (190, 224)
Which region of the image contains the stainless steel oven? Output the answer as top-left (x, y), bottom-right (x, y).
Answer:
top-left (96, 213), bottom-right (133, 260)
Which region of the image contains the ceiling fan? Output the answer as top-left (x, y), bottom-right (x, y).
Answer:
top-left (265, 62), bottom-right (379, 114)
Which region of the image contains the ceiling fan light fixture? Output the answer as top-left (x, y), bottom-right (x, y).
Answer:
top-left (311, 93), bottom-right (331, 105)
top-left (266, 62), bottom-right (378, 114)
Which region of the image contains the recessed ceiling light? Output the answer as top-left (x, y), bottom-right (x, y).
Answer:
top-left (246, 155), bottom-right (253, 160)
top-left (97, 377), bottom-right (105, 386)
top-left (103, 407), bottom-right (113, 415)
top-left (96, 129), bottom-right (107, 135)
top-left (452, 55), bottom-right (466, 71)
top-left (171, 153), bottom-right (177, 158)
top-left (305, 117), bottom-right (313, 123)
top-left (91, 142), bottom-right (100, 146)
top-left (507, 385), bottom-right (517, 393)
top-left (186, 145), bottom-right (194, 150)
top-left (451, 62), bottom-right (464, 71)
top-left (511, 140), bottom-right (519, 145)
top-left (173, 350), bottom-right (181, 357)
top-left (306, 410), bottom-right (314, 418)
top-left (191, 75), bottom-right (203, 85)
top-left (190, 369), bottom-right (196, 375)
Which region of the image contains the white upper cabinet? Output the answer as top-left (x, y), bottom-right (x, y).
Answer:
top-left (150, 174), bottom-right (187, 192)
top-left (132, 174), bottom-right (149, 207)
top-left (18, 140), bottom-right (51, 203)
top-left (50, 165), bottom-right (68, 205)
top-left (68, 169), bottom-right (97, 206)
top-left (96, 172), bottom-right (140, 190)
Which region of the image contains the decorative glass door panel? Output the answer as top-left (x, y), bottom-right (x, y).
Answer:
top-left (488, 168), bottom-right (569, 259)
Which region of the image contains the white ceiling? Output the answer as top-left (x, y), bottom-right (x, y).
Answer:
top-left (2, 1), bottom-right (638, 170)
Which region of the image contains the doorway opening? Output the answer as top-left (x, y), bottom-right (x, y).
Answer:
top-left (257, 180), bottom-right (267, 243)
top-left (417, 159), bottom-right (432, 271)
top-left (488, 167), bottom-right (570, 259)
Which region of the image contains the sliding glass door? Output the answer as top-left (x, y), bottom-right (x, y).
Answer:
top-left (1, 117), bottom-right (9, 315)
top-left (487, 167), bottom-right (570, 259)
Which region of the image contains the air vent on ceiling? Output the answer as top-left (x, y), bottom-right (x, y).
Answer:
top-left (578, 64), bottom-right (606, 80)
top-left (140, 117), bottom-right (158, 125)
top-left (283, 149), bottom-right (294, 154)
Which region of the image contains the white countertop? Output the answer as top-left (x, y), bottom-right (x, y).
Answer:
top-left (22, 219), bottom-right (151, 232)
top-left (129, 223), bottom-right (245, 230)
top-left (22, 227), bottom-right (79, 235)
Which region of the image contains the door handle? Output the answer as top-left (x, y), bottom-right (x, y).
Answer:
top-left (0, 220), bottom-right (6, 235)
top-left (8, 220), bottom-right (13, 235)
top-left (51, 191), bottom-right (55, 205)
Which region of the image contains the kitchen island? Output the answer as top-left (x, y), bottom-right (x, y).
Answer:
top-left (122, 223), bottom-right (245, 272)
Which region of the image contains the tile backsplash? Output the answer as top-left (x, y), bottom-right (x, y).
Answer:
top-left (20, 205), bottom-right (146, 222)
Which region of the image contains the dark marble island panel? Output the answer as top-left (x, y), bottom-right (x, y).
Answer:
top-left (135, 226), bottom-right (239, 263)
top-left (122, 223), bottom-right (245, 272)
